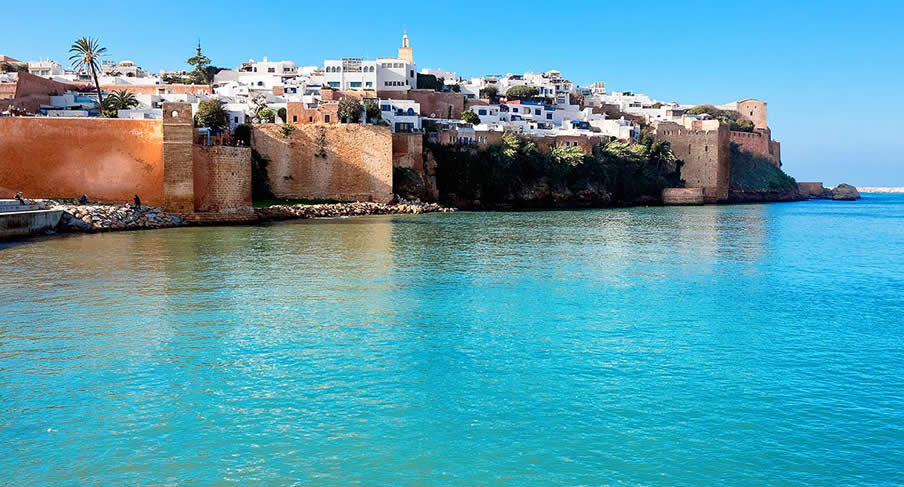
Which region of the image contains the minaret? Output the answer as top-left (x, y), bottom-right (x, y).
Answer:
top-left (398, 31), bottom-right (414, 64)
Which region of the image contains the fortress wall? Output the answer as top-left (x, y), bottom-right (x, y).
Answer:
top-left (253, 124), bottom-right (393, 203)
top-left (655, 121), bottom-right (730, 202)
top-left (0, 117), bottom-right (165, 205)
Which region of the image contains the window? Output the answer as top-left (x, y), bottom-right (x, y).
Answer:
top-left (478, 109), bottom-right (487, 115)
top-left (309, 116), bottom-right (313, 122)
top-left (513, 108), bottom-right (518, 113)
top-left (546, 113), bottom-right (552, 120)
top-left (234, 116), bottom-right (239, 123)
top-left (410, 70), bottom-right (414, 77)
top-left (365, 82), bottom-right (373, 87)
top-left (328, 81), bottom-right (340, 87)
top-left (535, 109), bottom-right (541, 115)
top-left (381, 104), bottom-right (391, 111)
top-left (324, 115), bottom-right (330, 123)
top-left (292, 115), bottom-right (298, 123)
top-left (257, 81), bottom-right (263, 86)
top-left (350, 82), bottom-right (362, 88)
top-left (268, 67), bottom-right (275, 73)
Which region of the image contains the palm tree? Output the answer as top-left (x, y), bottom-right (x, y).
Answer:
top-left (69, 37), bottom-right (107, 106)
top-left (106, 90), bottom-right (138, 110)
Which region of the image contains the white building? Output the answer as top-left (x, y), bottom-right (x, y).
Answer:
top-left (322, 57), bottom-right (416, 91)
top-left (379, 99), bottom-right (421, 133)
top-left (27, 60), bottom-right (64, 77)
top-left (101, 60), bottom-right (147, 78)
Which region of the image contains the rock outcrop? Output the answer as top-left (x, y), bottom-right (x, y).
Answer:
top-left (831, 184), bottom-right (861, 201)
top-left (255, 199), bottom-right (454, 221)
top-left (51, 203), bottom-right (187, 232)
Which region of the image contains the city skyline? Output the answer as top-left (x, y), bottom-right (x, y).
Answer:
top-left (3, 0), bottom-right (902, 185)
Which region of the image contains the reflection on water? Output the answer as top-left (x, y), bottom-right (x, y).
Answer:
top-left (2, 197), bottom-right (904, 486)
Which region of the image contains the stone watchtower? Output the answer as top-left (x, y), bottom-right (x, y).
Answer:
top-left (162, 102), bottom-right (195, 213)
top-left (398, 32), bottom-right (414, 64)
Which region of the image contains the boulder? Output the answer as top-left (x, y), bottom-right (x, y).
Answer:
top-left (832, 183), bottom-right (860, 201)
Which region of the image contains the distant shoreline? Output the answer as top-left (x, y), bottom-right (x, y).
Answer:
top-left (857, 187), bottom-right (904, 193)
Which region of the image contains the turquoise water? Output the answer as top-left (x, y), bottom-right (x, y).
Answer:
top-left (2, 195), bottom-right (903, 486)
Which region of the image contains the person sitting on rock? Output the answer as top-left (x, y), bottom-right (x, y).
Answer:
top-left (133, 194), bottom-right (141, 210)
top-left (78, 194), bottom-right (89, 205)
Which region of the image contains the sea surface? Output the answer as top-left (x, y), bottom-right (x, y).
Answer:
top-left (2, 195), bottom-right (903, 486)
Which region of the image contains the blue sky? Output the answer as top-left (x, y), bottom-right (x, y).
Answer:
top-left (3, 0), bottom-right (902, 185)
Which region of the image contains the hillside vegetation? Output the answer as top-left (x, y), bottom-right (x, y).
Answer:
top-left (729, 144), bottom-right (796, 191)
top-left (429, 133), bottom-right (683, 208)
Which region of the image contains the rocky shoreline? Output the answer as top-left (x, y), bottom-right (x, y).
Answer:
top-left (22, 198), bottom-right (454, 237)
top-left (255, 200), bottom-right (454, 221)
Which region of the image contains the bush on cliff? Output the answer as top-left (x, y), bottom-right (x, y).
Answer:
top-left (687, 105), bottom-right (755, 132)
top-left (430, 134), bottom-right (682, 208)
top-left (730, 143), bottom-right (796, 191)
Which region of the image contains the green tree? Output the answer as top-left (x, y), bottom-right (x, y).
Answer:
top-left (194, 99), bottom-right (229, 131)
top-left (101, 90), bottom-right (139, 117)
top-left (338, 98), bottom-right (362, 123)
top-left (186, 41), bottom-right (212, 84)
top-left (257, 107), bottom-right (276, 123)
top-left (461, 109), bottom-right (480, 125)
top-left (68, 36), bottom-right (107, 106)
top-left (479, 86), bottom-right (498, 101)
top-left (505, 85), bottom-right (539, 99)
top-left (277, 107), bottom-right (287, 123)
top-left (364, 99), bottom-right (381, 122)
top-left (551, 144), bottom-right (586, 166)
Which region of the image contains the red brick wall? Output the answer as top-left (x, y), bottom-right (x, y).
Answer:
top-left (0, 117), bottom-right (164, 204)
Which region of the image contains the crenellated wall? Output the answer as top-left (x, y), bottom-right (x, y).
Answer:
top-left (253, 124), bottom-right (393, 203)
top-left (730, 129), bottom-right (782, 167)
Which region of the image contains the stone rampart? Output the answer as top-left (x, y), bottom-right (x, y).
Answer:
top-left (662, 188), bottom-right (704, 205)
top-left (253, 124), bottom-right (393, 203)
top-left (193, 145), bottom-right (253, 214)
top-left (0, 117), bottom-right (165, 205)
top-left (730, 129), bottom-right (781, 167)
top-left (655, 121), bottom-right (730, 203)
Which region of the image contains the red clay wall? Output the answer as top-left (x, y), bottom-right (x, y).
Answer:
top-left (0, 117), bottom-right (164, 204)
top-left (3, 72), bottom-right (74, 113)
top-left (101, 84), bottom-right (212, 96)
top-left (253, 124), bottom-right (393, 203)
top-left (192, 145), bottom-right (252, 213)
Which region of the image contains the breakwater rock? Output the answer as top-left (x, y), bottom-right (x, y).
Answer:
top-left (50, 203), bottom-right (187, 232)
top-left (256, 200), bottom-right (454, 221)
